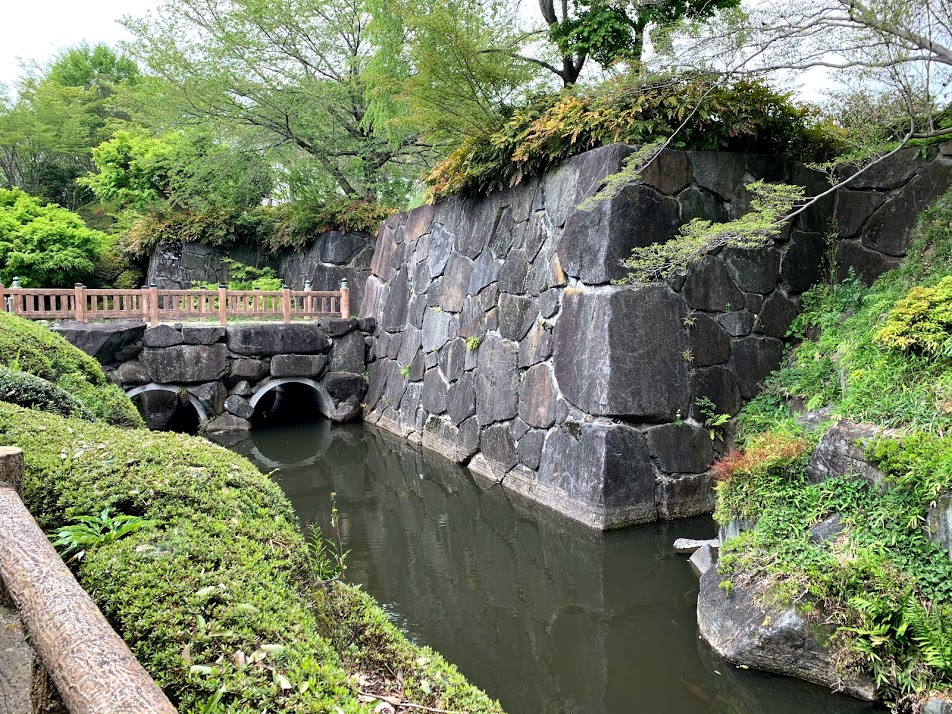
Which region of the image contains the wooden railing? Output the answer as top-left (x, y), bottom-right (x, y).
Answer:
top-left (1, 281), bottom-right (350, 327)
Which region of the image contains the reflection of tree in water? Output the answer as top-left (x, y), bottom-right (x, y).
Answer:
top-left (217, 424), bottom-right (878, 714)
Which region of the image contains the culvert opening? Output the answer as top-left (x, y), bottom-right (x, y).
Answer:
top-left (132, 390), bottom-right (202, 434)
top-left (250, 382), bottom-right (326, 427)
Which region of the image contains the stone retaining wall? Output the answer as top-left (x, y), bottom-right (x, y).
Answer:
top-left (54, 320), bottom-right (374, 430)
top-left (147, 230), bottom-right (375, 314)
top-left (359, 144), bottom-right (836, 529)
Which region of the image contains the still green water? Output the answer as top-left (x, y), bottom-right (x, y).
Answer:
top-left (220, 422), bottom-right (878, 714)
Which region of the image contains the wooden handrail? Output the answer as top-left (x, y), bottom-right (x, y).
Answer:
top-left (1, 281), bottom-right (352, 327)
top-left (0, 447), bottom-right (176, 713)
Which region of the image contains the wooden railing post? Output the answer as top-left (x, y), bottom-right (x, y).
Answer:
top-left (218, 284), bottom-right (227, 326)
top-left (340, 278), bottom-right (350, 319)
top-left (73, 284), bottom-right (86, 323)
top-left (140, 286), bottom-right (149, 323)
top-left (148, 284), bottom-right (159, 327)
top-left (282, 285), bottom-right (291, 324)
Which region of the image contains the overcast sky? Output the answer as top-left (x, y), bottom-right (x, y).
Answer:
top-left (0, 0), bottom-right (160, 89)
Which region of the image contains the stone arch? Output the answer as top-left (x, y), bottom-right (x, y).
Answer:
top-left (248, 377), bottom-right (335, 418)
top-left (125, 383), bottom-right (209, 423)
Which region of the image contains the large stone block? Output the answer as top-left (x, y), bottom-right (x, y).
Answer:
top-left (515, 421), bottom-right (658, 529)
top-left (730, 336), bottom-right (785, 400)
top-left (498, 293), bottom-right (536, 341)
top-left (270, 354), bottom-right (328, 378)
top-left (518, 321), bottom-right (553, 368)
top-left (722, 246), bottom-right (781, 294)
top-left (553, 286), bottom-right (689, 420)
top-left (479, 422), bottom-right (519, 473)
top-left (422, 367), bottom-right (448, 414)
top-left (644, 423), bottom-right (714, 474)
top-left (379, 268), bottom-right (411, 332)
top-left (422, 307), bottom-right (456, 353)
top-left (559, 184), bottom-right (680, 284)
top-left (475, 336), bottom-right (519, 425)
top-left (835, 190), bottom-right (886, 238)
top-left (328, 329), bottom-right (366, 373)
top-left (755, 290), bottom-right (798, 339)
top-left (656, 472), bottom-right (716, 519)
top-left (688, 151), bottom-right (747, 198)
top-left (140, 344), bottom-right (229, 383)
top-left (805, 421), bottom-right (887, 487)
top-left (836, 239), bottom-right (900, 284)
top-left (440, 253), bottom-right (474, 312)
top-left (691, 366), bottom-right (742, 419)
top-left (230, 357), bottom-right (269, 383)
top-left (518, 364), bottom-right (558, 429)
top-left (682, 256), bottom-right (745, 312)
top-left (53, 320), bottom-right (146, 365)
top-left (687, 313), bottom-right (731, 367)
top-left (226, 323), bottom-right (330, 356)
top-left (324, 372), bottom-right (369, 403)
top-left (142, 324), bottom-right (184, 348)
top-left (320, 231), bottom-right (367, 265)
top-left (447, 372), bottom-right (476, 425)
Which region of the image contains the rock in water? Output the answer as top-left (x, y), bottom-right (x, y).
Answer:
top-left (696, 567), bottom-right (877, 701)
top-left (673, 537), bottom-right (720, 554)
top-left (689, 544), bottom-right (716, 579)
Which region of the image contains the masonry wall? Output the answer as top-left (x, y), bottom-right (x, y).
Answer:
top-left (359, 144), bottom-right (838, 529)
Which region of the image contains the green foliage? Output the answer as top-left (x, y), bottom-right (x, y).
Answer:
top-left (51, 507), bottom-right (159, 563)
top-left (307, 493), bottom-right (349, 583)
top-left (197, 260), bottom-right (283, 292)
top-left (695, 396), bottom-right (731, 441)
top-left (0, 403), bottom-right (501, 713)
top-left (0, 364), bottom-right (93, 420)
top-left (0, 312), bottom-right (143, 428)
top-left (874, 276), bottom-right (952, 356)
top-left (0, 188), bottom-right (107, 287)
top-left (619, 181), bottom-right (804, 283)
top-left (425, 74), bottom-right (841, 198)
top-left (465, 335), bottom-right (482, 351)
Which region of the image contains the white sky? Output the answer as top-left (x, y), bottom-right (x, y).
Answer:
top-left (0, 0), bottom-right (160, 90)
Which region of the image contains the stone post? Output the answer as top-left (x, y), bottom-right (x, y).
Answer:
top-left (282, 285), bottom-right (291, 324)
top-left (73, 284), bottom-right (86, 323)
top-left (340, 278), bottom-right (350, 319)
top-left (218, 284), bottom-right (228, 326)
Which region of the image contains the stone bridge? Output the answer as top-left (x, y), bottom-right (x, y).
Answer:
top-left (54, 319), bottom-right (373, 432)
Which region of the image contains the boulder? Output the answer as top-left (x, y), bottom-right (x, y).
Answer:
top-left (329, 397), bottom-right (362, 423)
top-left (270, 354), bottom-right (328, 378)
top-left (328, 329), bottom-right (366, 373)
top-left (689, 543), bottom-right (717, 579)
top-left (809, 514), bottom-right (845, 544)
top-left (230, 358), bottom-right (270, 383)
top-left (805, 421), bottom-right (888, 487)
top-left (229, 380), bottom-right (253, 397)
top-left (187, 381), bottom-right (226, 416)
top-left (115, 360), bottom-right (150, 386)
top-left (697, 567), bottom-right (877, 701)
top-left (926, 493), bottom-right (952, 559)
top-left (924, 697), bottom-right (952, 714)
top-left (317, 318), bottom-right (357, 337)
top-left (203, 413), bottom-right (252, 433)
top-left (181, 325), bottom-right (225, 345)
top-left (553, 285), bottom-right (689, 420)
top-left (673, 537), bottom-right (720, 554)
top-left (226, 323), bottom-right (330, 356)
top-left (140, 344), bottom-right (229, 383)
top-left (324, 372), bottom-right (368, 403)
top-left (224, 394), bottom-right (254, 419)
top-left (52, 320), bottom-right (146, 365)
top-left (142, 325), bottom-right (184, 348)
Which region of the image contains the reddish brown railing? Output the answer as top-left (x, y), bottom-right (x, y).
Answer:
top-left (1, 281), bottom-right (350, 327)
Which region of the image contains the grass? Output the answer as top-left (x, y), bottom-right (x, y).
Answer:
top-left (717, 185), bottom-right (952, 710)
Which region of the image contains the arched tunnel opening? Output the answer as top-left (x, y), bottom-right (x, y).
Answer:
top-left (132, 390), bottom-right (203, 434)
top-left (250, 382), bottom-right (327, 427)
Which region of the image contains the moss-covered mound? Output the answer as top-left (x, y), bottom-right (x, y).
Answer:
top-left (0, 404), bottom-right (501, 713)
top-left (0, 313), bottom-right (142, 428)
top-left (716, 187), bottom-right (952, 709)
top-left (0, 364), bottom-right (94, 420)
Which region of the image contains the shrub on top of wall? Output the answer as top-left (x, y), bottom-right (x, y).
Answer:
top-left (0, 313), bottom-right (143, 428)
top-left (425, 74), bottom-right (843, 198)
top-left (0, 403), bottom-right (502, 714)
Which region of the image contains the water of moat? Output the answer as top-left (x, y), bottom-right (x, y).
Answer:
top-left (212, 420), bottom-right (878, 714)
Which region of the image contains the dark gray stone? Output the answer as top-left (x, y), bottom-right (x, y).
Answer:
top-left (531, 421), bottom-right (658, 528)
top-left (421, 414), bottom-right (480, 463)
top-left (730, 336), bottom-right (785, 400)
top-left (441, 254), bottom-right (473, 312)
top-left (203, 413), bottom-right (252, 433)
top-left (181, 325), bottom-right (225, 345)
top-left (317, 318), bottom-right (357, 337)
top-left (517, 429), bottom-right (546, 470)
top-left (554, 286), bottom-right (689, 420)
top-left (475, 336), bottom-right (519, 425)
top-left (683, 256), bottom-right (745, 312)
top-left (330, 396), bottom-right (362, 423)
top-left (380, 268), bottom-right (411, 332)
top-left (480, 422), bottom-right (519, 472)
top-left (518, 364), bottom-right (558, 429)
top-left (116, 360), bottom-right (150, 386)
top-left (538, 288), bottom-right (560, 318)
top-left (689, 543), bottom-right (716, 579)
top-left (224, 394), bottom-right (254, 419)
top-left (678, 186), bottom-right (729, 224)
top-left (518, 321), bottom-right (554, 368)
top-left (691, 366), bottom-right (742, 420)
top-left (140, 344), bottom-right (229, 383)
top-left (188, 381), bottom-right (226, 416)
top-left (836, 239), bottom-right (900, 284)
top-left (510, 418), bottom-right (530, 441)
top-left (755, 291), bottom-right (798, 339)
top-left (438, 338), bottom-right (466, 382)
top-left (53, 320), bottom-right (146, 365)
top-left (230, 358), bottom-right (270, 383)
top-left (456, 193), bottom-right (501, 258)
top-left (447, 372), bottom-right (476, 425)
top-left (805, 421), bottom-right (888, 487)
top-left (687, 313), bottom-right (731, 367)
top-left (370, 224), bottom-right (399, 278)
top-left (523, 210), bottom-right (551, 263)
top-left (422, 368), bottom-right (448, 414)
top-left (271, 354), bottom-right (328, 378)
top-left (422, 308), bottom-right (456, 352)
top-left (324, 372), bottom-right (368, 402)
top-left (923, 697), bottom-right (952, 714)
top-left (141, 325), bottom-right (183, 348)
top-left (639, 149), bottom-right (693, 194)
top-left (689, 152), bottom-right (746, 198)
top-left (229, 380), bottom-right (252, 397)
top-left (841, 147), bottom-right (931, 190)
top-left (716, 311), bottom-right (756, 337)
top-left (835, 190), bottom-right (886, 238)
top-left (559, 184), bottom-right (680, 284)
top-left (723, 247), bottom-right (782, 294)
top-left (498, 249), bottom-right (528, 294)
top-left (697, 567), bottom-right (876, 701)
top-left (744, 292), bottom-right (765, 313)
top-left (809, 514), bottom-right (845, 544)
top-left (780, 231), bottom-right (827, 294)
top-left (468, 252), bottom-right (500, 295)
top-left (498, 293), bottom-right (536, 341)
top-left (525, 247), bottom-right (567, 296)
top-left (657, 472), bottom-right (717, 519)
top-left (226, 323), bottom-right (330, 356)
top-left (645, 423), bottom-right (715, 474)
top-left (329, 329), bottom-right (366, 373)
top-left (320, 231), bottom-right (366, 264)
top-left (427, 224), bottom-right (454, 278)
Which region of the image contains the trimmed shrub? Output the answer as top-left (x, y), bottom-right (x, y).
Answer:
top-left (0, 404), bottom-right (502, 713)
top-left (0, 365), bottom-right (94, 420)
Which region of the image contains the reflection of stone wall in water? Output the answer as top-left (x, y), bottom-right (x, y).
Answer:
top-left (147, 230), bottom-right (375, 314)
top-left (360, 143), bottom-right (952, 530)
